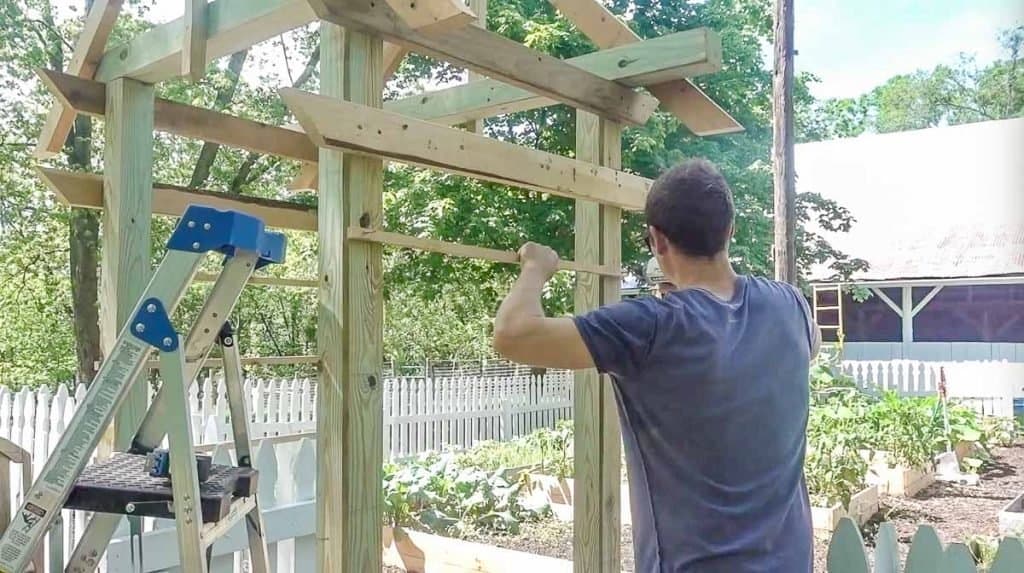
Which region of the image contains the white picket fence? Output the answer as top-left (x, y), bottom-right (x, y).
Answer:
top-left (0, 372), bottom-right (572, 572)
top-left (841, 359), bottom-right (1024, 417)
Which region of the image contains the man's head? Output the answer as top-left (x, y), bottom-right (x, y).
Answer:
top-left (644, 159), bottom-right (734, 277)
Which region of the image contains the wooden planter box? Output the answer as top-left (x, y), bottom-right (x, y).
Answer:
top-left (998, 491), bottom-right (1024, 537)
top-left (862, 450), bottom-right (934, 497)
top-left (526, 473), bottom-right (632, 525)
top-left (383, 526), bottom-right (579, 572)
top-left (811, 485), bottom-right (879, 534)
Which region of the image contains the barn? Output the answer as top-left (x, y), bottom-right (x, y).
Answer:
top-left (797, 117), bottom-right (1024, 363)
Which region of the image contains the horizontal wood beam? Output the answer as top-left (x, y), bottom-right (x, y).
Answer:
top-left (384, 0), bottom-right (477, 34)
top-left (307, 0), bottom-right (658, 126)
top-left (194, 273), bottom-right (318, 287)
top-left (546, 0), bottom-right (741, 136)
top-left (386, 28), bottom-right (720, 126)
top-left (38, 70), bottom-right (318, 164)
top-left (282, 88), bottom-right (651, 210)
top-left (37, 167), bottom-right (317, 232)
top-left (348, 227), bottom-right (621, 276)
top-left (35, 0), bottom-right (123, 159)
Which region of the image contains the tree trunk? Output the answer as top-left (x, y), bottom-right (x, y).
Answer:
top-left (188, 49), bottom-right (249, 188)
top-left (64, 0), bottom-right (103, 384)
top-left (772, 0), bottom-right (797, 285)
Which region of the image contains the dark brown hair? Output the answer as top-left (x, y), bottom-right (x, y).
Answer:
top-left (644, 159), bottom-right (734, 258)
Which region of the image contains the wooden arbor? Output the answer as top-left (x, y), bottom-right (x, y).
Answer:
top-left (33, 0), bottom-right (737, 571)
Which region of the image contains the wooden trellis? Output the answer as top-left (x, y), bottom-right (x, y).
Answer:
top-left (31, 0), bottom-right (734, 571)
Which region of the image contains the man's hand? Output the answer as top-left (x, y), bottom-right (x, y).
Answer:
top-left (493, 242), bottom-right (595, 370)
top-left (517, 242), bottom-right (559, 280)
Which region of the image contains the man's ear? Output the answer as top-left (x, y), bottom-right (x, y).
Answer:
top-left (650, 227), bottom-right (671, 256)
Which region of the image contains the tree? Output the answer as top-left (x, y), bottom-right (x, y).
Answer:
top-left (800, 25), bottom-right (1024, 141)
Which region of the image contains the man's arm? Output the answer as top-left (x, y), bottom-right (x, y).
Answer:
top-left (492, 244), bottom-right (596, 370)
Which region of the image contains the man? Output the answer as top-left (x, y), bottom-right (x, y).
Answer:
top-left (645, 256), bottom-right (675, 298)
top-left (493, 159), bottom-right (820, 572)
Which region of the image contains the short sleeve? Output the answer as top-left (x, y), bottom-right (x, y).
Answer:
top-left (786, 284), bottom-right (816, 354)
top-left (572, 298), bottom-right (660, 379)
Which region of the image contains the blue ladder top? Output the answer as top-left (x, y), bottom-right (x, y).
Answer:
top-left (167, 205), bottom-right (286, 268)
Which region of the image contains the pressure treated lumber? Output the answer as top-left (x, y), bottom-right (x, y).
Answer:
top-left (96, 0), bottom-right (315, 83)
top-left (466, 0), bottom-right (489, 134)
top-left (38, 70), bottom-right (318, 164)
top-left (572, 111), bottom-right (623, 572)
top-left (383, 0), bottom-right (477, 34)
top-left (37, 168), bottom-right (317, 232)
top-left (101, 78), bottom-right (154, 453)
top-left (282, 88), bottom-right (651, 210)
top-left (546, 0), bottom-right (742, 135)
top-left (183, 0), bottom-right (208, 81)
top-left (385, 28), bottom-right (721, 126)
top-left (316, 22), bottom-right (385, 572)
top-left (194, 273), bottom-right (318, 287)
top-left (306, 0), bottom-right (659, 126)
top-left (348, 227), bottom-right (620, 276)
top-left (35, 0), bottom-right (123, 158)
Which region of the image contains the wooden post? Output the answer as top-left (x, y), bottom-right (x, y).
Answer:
top-left (772, 0), bottom-right (797, 284)
top-left (101, 77), bottom-right (154, 452)
top-left (901, 286), bottom-right (914, 344)
top-left (316, 22), bottom-right (385, 573)
top-left (573, 110), bottom-right (622, 573)
top-left (466, 0), bottom-right (488, 134)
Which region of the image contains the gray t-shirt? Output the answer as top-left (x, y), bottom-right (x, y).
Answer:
top-left (573, 275), bottom-right (814, 572)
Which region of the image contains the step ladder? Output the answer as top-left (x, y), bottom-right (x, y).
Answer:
top-left (812, 283), bottom-right (845, 344)
top-left (0, 205), bottom-right (285, 573)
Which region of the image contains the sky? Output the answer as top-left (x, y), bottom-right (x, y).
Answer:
top-left (52, 0), bottom-right (1024, 101)
top-left (795, 0), bottom-right (1024, 99)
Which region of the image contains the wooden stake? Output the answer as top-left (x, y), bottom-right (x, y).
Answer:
top-left (772, 0), bottom-right (797, 284)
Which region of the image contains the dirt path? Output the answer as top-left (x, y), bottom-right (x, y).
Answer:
top-left (461, 444), bottom-right (1024, 572)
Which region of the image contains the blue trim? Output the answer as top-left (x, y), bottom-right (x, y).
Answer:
top-left (130, 298), bottom-right (179, 351)
top-left (166, 205), bottom-right (287, 267)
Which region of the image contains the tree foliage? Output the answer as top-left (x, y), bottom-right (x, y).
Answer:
top-left (800, 25), bottom-right (1023, 141)
top-left (0, 0), bottom-right (936, 385)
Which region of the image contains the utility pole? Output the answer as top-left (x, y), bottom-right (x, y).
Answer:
top-left (773, 0), bottom-right (797, 284)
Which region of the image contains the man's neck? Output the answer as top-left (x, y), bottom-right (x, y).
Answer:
top-left (666, 255), bottom-right (738, 299)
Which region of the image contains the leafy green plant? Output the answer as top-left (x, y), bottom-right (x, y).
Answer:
top-left (525, 420), bottom-right (574, 478)
top-left (863, 392), bottom-right (941, 469)
top-left (382, 452), bottom-right (550, 537)
top-left (805, 394), bottom-right (871, 508)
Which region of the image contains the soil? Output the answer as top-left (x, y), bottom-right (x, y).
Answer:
top-left (384, 444), bottom-right (1024, 572)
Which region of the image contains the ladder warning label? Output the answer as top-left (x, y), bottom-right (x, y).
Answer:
top-left (43, 337), bottom-right (146, 491)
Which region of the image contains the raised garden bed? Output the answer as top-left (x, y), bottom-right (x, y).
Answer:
top-left (999, 491), bottom-right (1024, 537)
top-left (527, 473), bottom-right (632, 524)
top-left (862, 451), bottom-right (935, 496)
top-left (811, 484), bottom-right (880, 534)
top-left (383, 525), bottom-right (587, 572)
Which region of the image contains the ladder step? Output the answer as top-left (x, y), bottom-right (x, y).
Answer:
top-left (815, 306), bottom-right (841, 311)
top-left (64, 453), bottom-right (257, 523)
top-left (818, 325), bottom-right (842, 330)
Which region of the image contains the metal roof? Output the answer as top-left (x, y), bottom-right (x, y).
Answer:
top-left (795, 118), bottom-right (1024, 283)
